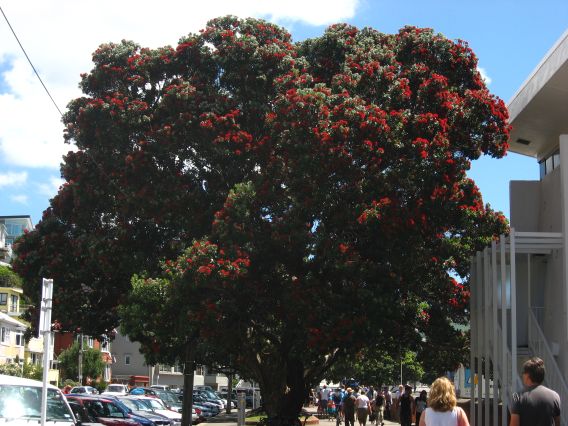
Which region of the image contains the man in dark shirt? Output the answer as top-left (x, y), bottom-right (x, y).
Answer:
top-left (510, 357), bottom-right (561, 426)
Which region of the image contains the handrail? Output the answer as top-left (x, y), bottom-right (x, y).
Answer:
top-left (529, 308), bottom-right (568, 426)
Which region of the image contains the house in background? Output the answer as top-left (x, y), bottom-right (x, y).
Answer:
top-left (53, 332), bottom-right (113, 383)
top-left (470, 30), bottom-right (568, 426)
top-left (0, 216), bottom-right (33, 263)
top-left (0, 311), bottom-right (25, 364)
top-left (111, 329), bottom-right (228, 390)
top-left (0, 286), bottom-right (23, 317)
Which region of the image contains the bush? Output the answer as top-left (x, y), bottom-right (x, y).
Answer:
top-left (95, 380), bottom-right (108, 394)
top-left (0, 363), bottom-right (22, 376)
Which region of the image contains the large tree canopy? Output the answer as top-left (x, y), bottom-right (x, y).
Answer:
top-left (14, 16), bottom-right (509, 423)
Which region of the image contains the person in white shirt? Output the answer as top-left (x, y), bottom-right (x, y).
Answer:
top-left (419, 377), bottom-right (469, 426)
top-left (320, 384), bottom-right (331, 414)
top-left (355, 388), bottom-right (372, 426)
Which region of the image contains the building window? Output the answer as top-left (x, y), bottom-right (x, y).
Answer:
top-left (196, 365), bottom-right (205, 375)
top-left (9, 295), bottom-right (18, 312)
top-left (539, 149), bottom-right (560, 178)
top-left (87, 337), bottom-right (94, 348)
top-left (15, 333), bottom-right (23, 346)
top-left (5, 223), bottom-right (23, 236)
top-left (0, 327), bottom-right (9, 343)
top-left (31, 353), bottom-right (42, 365)
top-left (0, 293), bottom-right (7, 305)
top-left (125, 354), bottom-right (131, 365)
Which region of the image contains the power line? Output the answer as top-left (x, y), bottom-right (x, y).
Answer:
top-left (0, 5), bottom-right (63, 116)
top-left (0, 5), bottom-right (134, 203)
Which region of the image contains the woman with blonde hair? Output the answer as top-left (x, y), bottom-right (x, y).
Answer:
top-left (419, 377), bottom-right (469, 426)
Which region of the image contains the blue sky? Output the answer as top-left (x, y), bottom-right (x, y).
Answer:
top-left (0, 0), bottom-right (566, 225)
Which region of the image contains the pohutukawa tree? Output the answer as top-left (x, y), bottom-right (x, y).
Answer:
top-left (14, 16), bottom-right (509, 425)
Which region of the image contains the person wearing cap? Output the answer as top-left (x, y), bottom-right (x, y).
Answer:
top-left (343, 387), bottom-right (357, 426)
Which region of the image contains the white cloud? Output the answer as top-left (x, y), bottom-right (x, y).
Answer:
top-left (0, 171), bottom-right (27, 187)
top-left (0, 1), bottom-right (360, 169)
top-left (37, 176), bottom-right (64, 198)
top-left (478, 67), bottom-right (492, 85)
top-left (10, 194), bottom-right (28, 204)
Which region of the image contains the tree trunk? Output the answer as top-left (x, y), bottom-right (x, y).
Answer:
top-left (181, 344), bottom-right (195, 426)
top-left (261, 359), bottom-right (308, 426)
top-left (226, 373), bottom-right (233, 414)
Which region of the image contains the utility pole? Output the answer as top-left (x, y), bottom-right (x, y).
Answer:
top-left (78, 333), bottom-right (83, 384)
top-left (39, 278), bottom-right (53, 426)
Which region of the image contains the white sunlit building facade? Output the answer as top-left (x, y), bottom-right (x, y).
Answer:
top-left (470, 30), bottom-right (568, 425)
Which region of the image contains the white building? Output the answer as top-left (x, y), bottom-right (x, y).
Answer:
top-left (0, 216), bottom-right (33, 263)
top-left (470, 30), bottom-right (568, 425)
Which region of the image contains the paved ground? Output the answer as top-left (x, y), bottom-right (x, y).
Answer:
top-left (203, 407), bottom-right (401, 426)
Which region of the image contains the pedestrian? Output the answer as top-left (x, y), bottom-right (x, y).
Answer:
top-left (356, 388), bottom-right (372, 426)
top-left (394, 384), bottom-right (404, 421)
top-left (367, 385), bottom-right (377, 400)
top-left (419, 377), bottom-right (469, 426)
top-left (510, 357), bottom-right (561, 426)
top-left (332, 387), bottom-right (344, 421)
top-left (383, 387), bottom-right (392, 420)
top-left (320, 384), bottom-right (331, 414)
top-left (343, 387), bottom-right (357, 426)
top-left (398, 385), bottom-right (414, 426)
top-left (373, 389), bottom-right (386, 426)
top-left (415, 390), bottom-right (427, 426)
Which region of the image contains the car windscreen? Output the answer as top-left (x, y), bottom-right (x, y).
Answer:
top-left (143, 399), bottom-right (167, 410)
top-left (107, 385), bottom-right (126, 392)
top-left (0, 384), bottom-right (74, 422)
top-left (122, 398), bottom-right (151, 411)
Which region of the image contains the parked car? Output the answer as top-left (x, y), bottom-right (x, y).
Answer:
top-left (70, 385), bottom-right (100, 395)
top-left (67, 401), bottom-right (105, 426)
top-left (0, 374), bottom-right (76, 426)
top-left (115, 397), bottom-right (174, 426)
top-left (129, 387), bottom-right (159, 398)
top-left (154, 390), bottom-right (182, 413)
top-left (126, 396), bottom-right (183, 426)
top-left (150, 385), bottom-right (171, 391)
top-left (65, 395), bottom-right (138, 426)
top-left (103, 384), bottom-right (130, 396)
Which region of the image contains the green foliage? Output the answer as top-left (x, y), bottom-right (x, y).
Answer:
top-left (326, 347), bottom-right (424, 386)
top-left (0, 265), bottom-right (23, 288)
top-left (0, 363), bottom-right (22, 376)
top-left (22, 361), bottom-right (43, 380)
top-left (14, 15), bottom-right (510, 421)
top-left (94, 380), bottom-right (108, 394)
top-left (58, 342), bottom-right (105, 383)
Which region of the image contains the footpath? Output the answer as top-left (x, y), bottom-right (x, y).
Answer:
top-left (204, 406), bottom-right (400, 426)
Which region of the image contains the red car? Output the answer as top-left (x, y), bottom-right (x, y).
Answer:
top-left (66, 395), bottom-right (139, 426)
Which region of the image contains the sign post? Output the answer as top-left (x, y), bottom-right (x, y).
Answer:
top-left (237, 392), bottom-right (246, 426)
top-left (40, 278), bottom-right (53, 426)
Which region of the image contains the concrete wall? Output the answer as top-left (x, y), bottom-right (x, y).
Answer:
top-left (540, 167), bottom-right (563, 232)
top-left (510, 181), bottom-right (541, 231)
top-left (111, 331), bottom-right (150, 378)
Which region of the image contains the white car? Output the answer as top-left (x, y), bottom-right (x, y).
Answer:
top-left (0, 374), bottom-right (77, 425)
top-left (102, 384), bottom-right (129, 396)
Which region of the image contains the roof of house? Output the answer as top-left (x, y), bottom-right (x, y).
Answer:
top-left (0, 311), bottom-right (27, 330)
top-left (508, 29), bottom-right (568, 159)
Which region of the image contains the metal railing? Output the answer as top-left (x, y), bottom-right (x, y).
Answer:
top-left (529, 308), bottom-right (568, 426)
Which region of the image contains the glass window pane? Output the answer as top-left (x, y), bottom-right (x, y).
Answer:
top-left (540, 161), bottom-right (546, 179)
top-left (546, 156), bottom-right (554, 176)
top-left (553, 152), bottom-right (560, 169)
